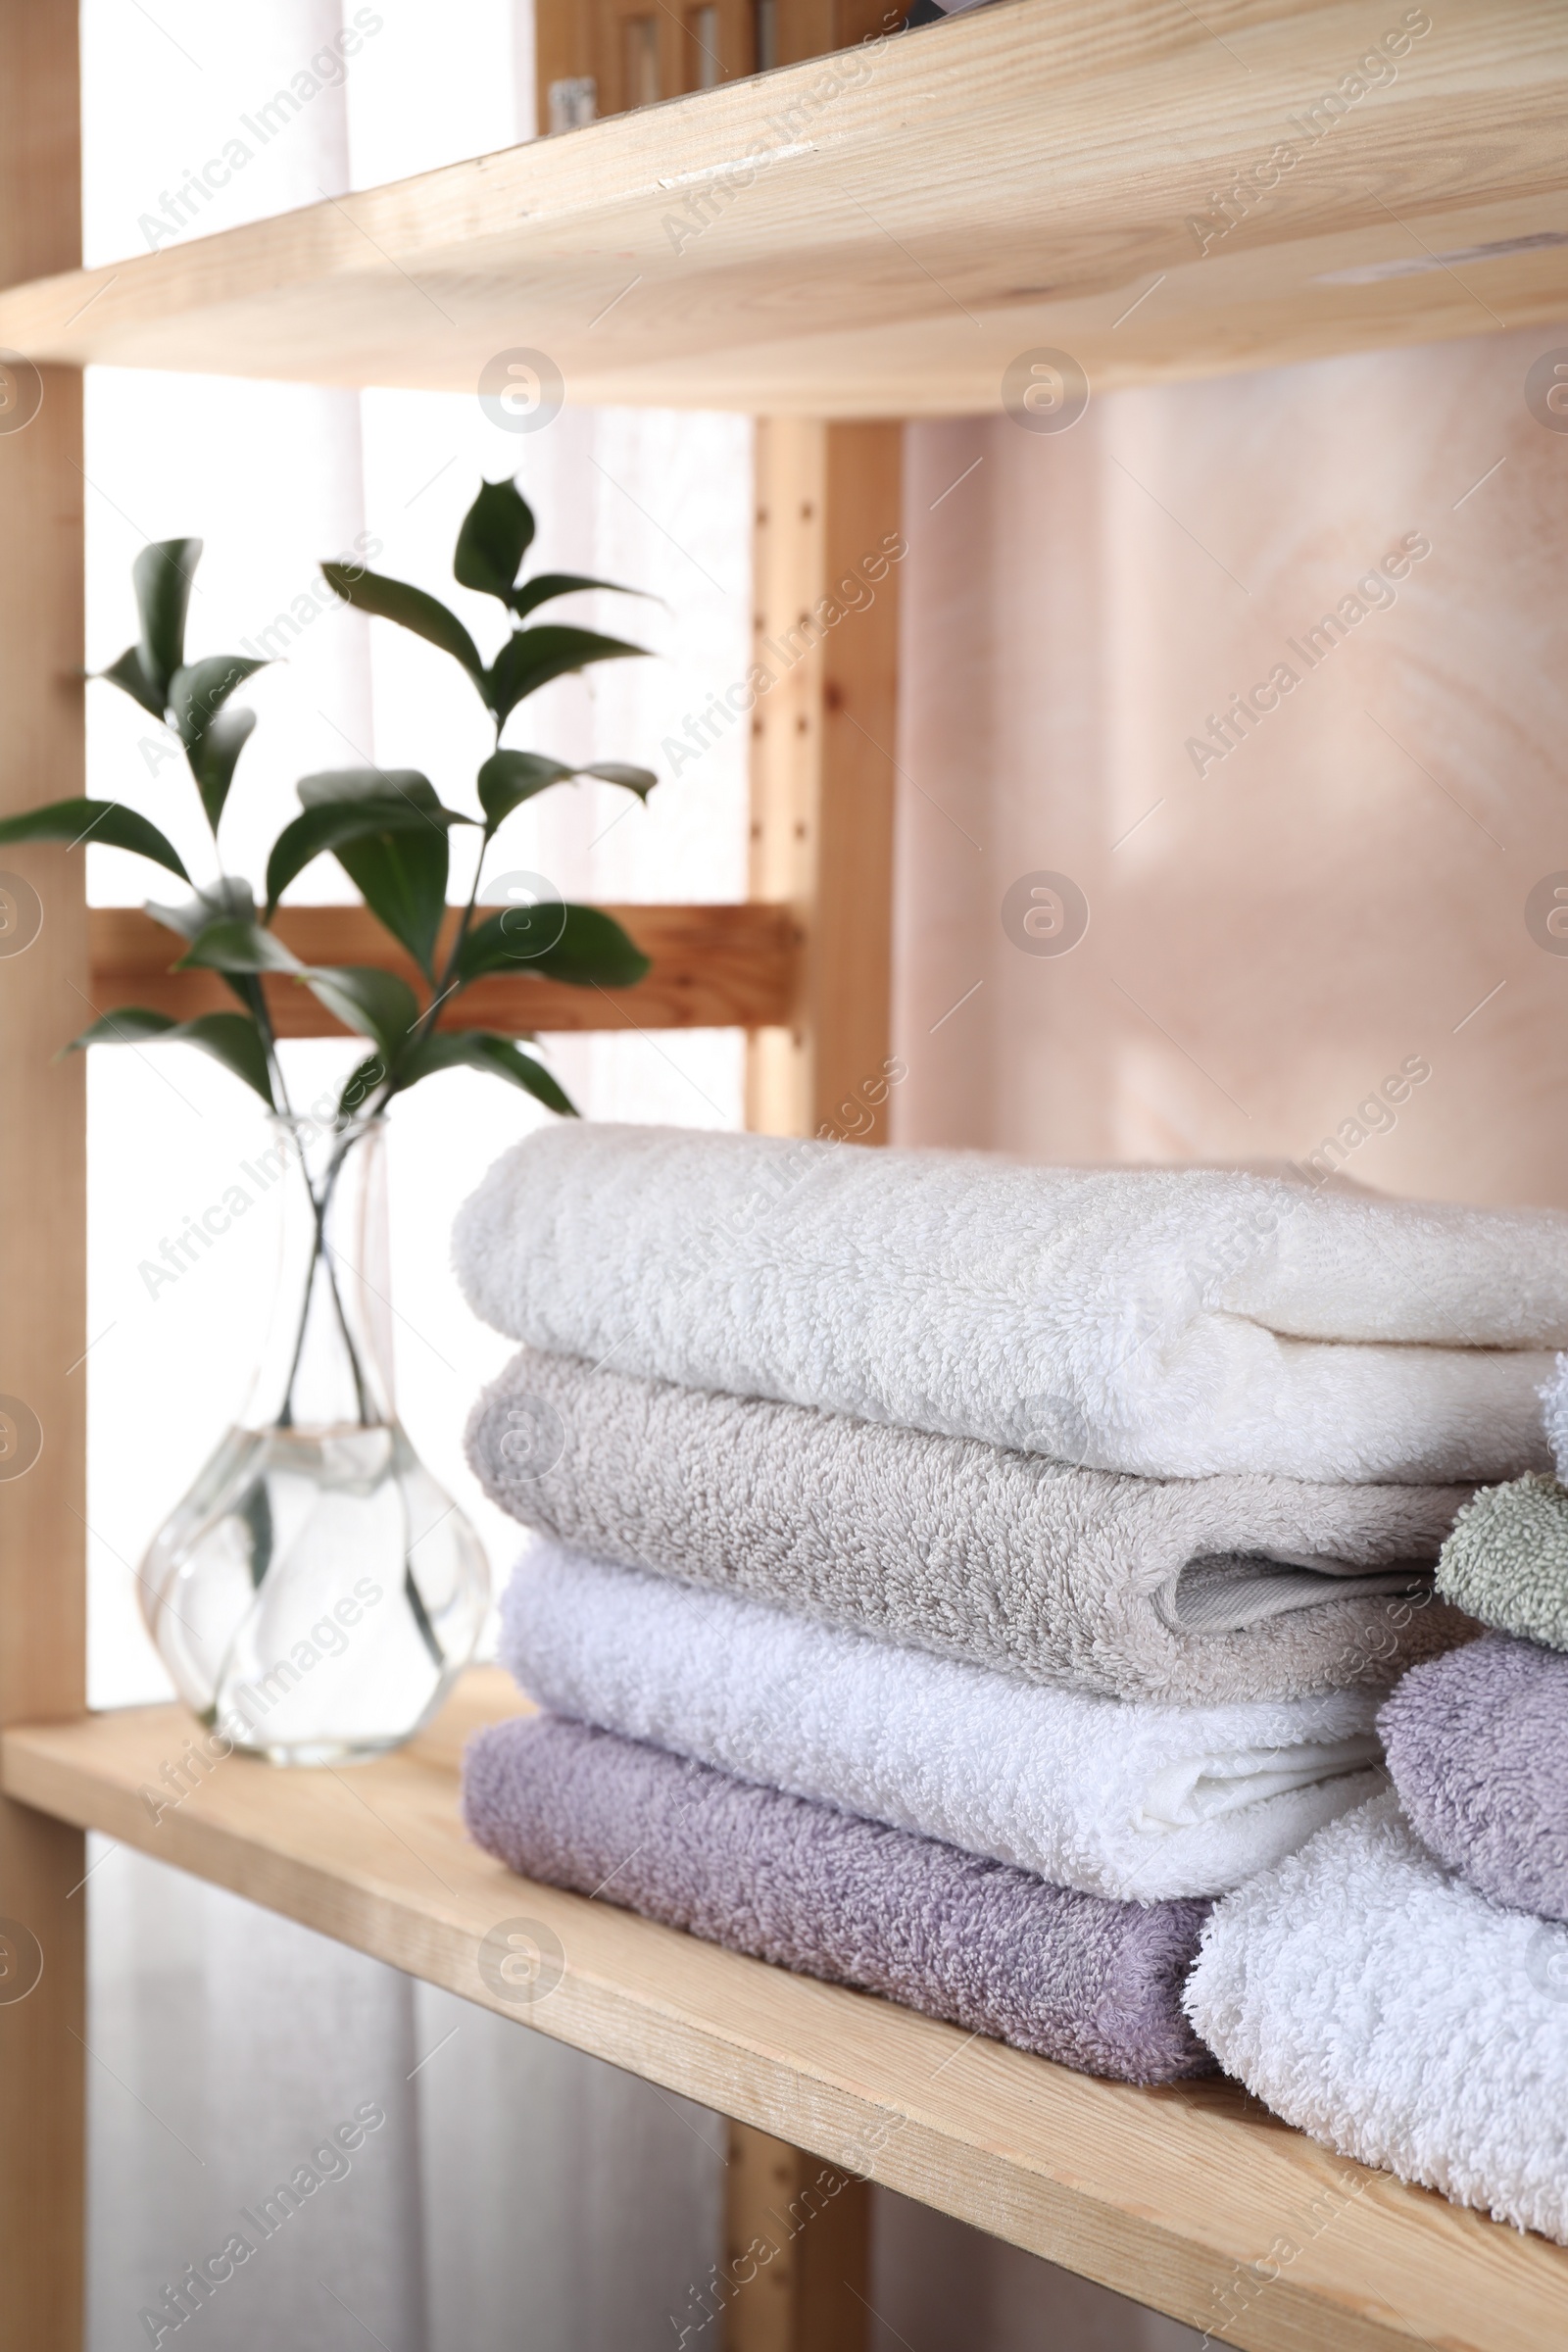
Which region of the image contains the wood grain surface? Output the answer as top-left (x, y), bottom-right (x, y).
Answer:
top-left (85, 901), bottom-right (797, 1037)
top-left (0, 3), bottom-right (1563, 413)
top-left (7, 1672), bottom-right (1568, 2352)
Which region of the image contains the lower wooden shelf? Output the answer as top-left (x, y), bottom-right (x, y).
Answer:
top-left (5, 1670), bottom-right (1564, 2352)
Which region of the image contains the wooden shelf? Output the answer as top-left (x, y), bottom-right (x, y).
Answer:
top-left (2, 2), bottom-right (1565, 413)
top-left (87, 903), bottom-right (797, 1037)
top-left (6, 1669), bottom-right (1565, 2352)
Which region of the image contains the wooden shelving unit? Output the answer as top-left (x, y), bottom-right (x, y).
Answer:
top-left (8, 1672), bottom-right (1567, 2352)
top-left (1, 0), bottom-right (1565, 413)
top-left (4, 3), bottom-right (1568, 2346)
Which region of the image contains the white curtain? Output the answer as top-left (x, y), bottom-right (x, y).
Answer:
top-left (82, 8), bottom-right (739, 2350)
top-left (79, 6), bottom-right (1202, 2344)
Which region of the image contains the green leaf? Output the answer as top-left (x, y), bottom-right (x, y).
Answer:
top-left (303, 964), bottom-right (421, 1057)
top-left (145, 877), bottom-right (258, 940)
top-left (485, 624), bottom-right (648, 728)
top-left (297, 767), bottom-right (448, 814)
top-left (266, 796), bottom-right (460, 912)
top-left (398, 1028), bottom-right (576, 1114)
top-left (505, 571), bottom-right (650, 623)
top-left (169, 655), bottom-right (268, 750)
top-left (476, 750), bottom-right (576, 829)
top-left (331, 825), bottom-right (450, 979)
top-left (175, 919), bottom-right (302, 975)
top-left (457, 902), bottom-right (650, 989)
top-left (132, 538), bottom-right (202, 701)
top-left (64, 1006), bottom-right (273, 1103)
top-left (99, 645), bottom-right (166, 718)
top-left (580, 761), bottom-right (657, 801)
top-left (321, 563), bottom-right (483, 683)
top-left (475, 750), bottom-right (658, 832)
top-left (454, 479), bottom-right (535, 605)
top-left (186, 704), bottom-right (257, 832)
top-left (270, 772), bottom-right (466, 969)
top-left (338, 1052), bottom-right (391, 1119)
top-left (0, 799), bottom-right (189, 880)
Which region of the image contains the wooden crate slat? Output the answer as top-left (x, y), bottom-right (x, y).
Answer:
top-left (86, 902), bottom-right (798, 1037)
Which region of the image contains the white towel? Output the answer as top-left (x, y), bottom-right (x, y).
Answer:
top-left (453, 1126), bottom-right (1567, 1482)
top-left (500, 1541), bottom-right (1388, 1902)
top-left (1185, 1789), bottom-right (1568, 2245)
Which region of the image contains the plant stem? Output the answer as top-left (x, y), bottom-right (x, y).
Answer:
top-left (363, 801), bottom-right (499, 1120)
top-left (186, 743), bottom-right (294, 1119)
top-left (276, 1127), bottom-right (377, 1429)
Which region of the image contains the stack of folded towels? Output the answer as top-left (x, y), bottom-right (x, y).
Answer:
top-left (453, 1126), bottom-right (1568, 2092)
top-left (1188, 1356), bottom-right (1568, 2243)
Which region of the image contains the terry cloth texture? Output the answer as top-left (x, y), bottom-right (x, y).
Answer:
top-left (1185, 1789), bottom-right (1568, 2244)
top-left (502, 1542), bottom-right (1388, 1901)
top-left (467, 1348), bottom-right (1471, 1704)
top-left (1541, 1350), bottom-right (1568, 1479)
top-left (1437, 1472), bottom-right (1568, 1651)
top-left (463, 1712), bottom-right (1214, 2082)
top-left (452, 1125), bottom-right (1568, 1483)
top-left (1381, 1635), bottom-right (1568, 1922)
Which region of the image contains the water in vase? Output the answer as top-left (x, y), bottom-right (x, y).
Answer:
top-left (138, 1114), bottom-right (490, 1763)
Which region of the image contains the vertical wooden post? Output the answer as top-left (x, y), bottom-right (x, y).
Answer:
top-left (746, 417), bottom-right (903, 1141)
top-left (721, 2122), bottom-right (872, 2351)
top-left (0, 6), bottom-right (88, 2349)
top-left (725, 421), bottom-right (902, 2351)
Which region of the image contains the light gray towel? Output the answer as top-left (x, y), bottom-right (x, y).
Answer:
top-left (466, 1348), bottom-right (1472, 1703)
top-left (453, 1125), bottom-right (1567, 1482)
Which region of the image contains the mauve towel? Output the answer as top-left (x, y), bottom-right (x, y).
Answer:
top-left (1436, 1472), bottom-right (1568, 1652)
top-left (466, 1348), bottom-right (1470, 1704)
top-left (1381, 1635), bottom-right (1568, 1922)
top-left (463, 1714), bottom-right (1214, 2083)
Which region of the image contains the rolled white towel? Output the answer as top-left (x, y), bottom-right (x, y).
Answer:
top-left (453, 1125), bottom-right (1568, 1483)
top-left (500, 1540), bottom-right (1388, 1902)
top-left (1184, 1788), bottom-right (1568, 2244)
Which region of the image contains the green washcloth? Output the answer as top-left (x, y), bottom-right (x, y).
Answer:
top-left (1436, 1471), bottom-right (1568, 1650)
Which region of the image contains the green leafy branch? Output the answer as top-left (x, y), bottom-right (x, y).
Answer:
top-left (0, 479), bottom-right (660, 1124)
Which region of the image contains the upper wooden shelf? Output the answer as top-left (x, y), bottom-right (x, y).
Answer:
top-left (6, 1669), bottom-right (1566, 2352)
top-left (2, 0), bottom-right (1564, 414)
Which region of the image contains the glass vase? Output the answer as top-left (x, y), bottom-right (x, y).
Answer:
top-left (138, 1113), bottom-right (490, 1764)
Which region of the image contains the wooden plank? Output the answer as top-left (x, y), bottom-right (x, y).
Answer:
top-left (0, 4), bottom-right (86, 2346)
top-left (746, 419), bottom-right (901, 1139)
top-left (85, 901), bottom-right (796, 1037)
top-left (721, 2124), bottom-right (871, 2351)
top-left (0, 3), bottom-right (1564, 413)
top-left (6, 1675), bottom-right (1568, 2352)
top-left (737, 415), bottom-right (900, 2345)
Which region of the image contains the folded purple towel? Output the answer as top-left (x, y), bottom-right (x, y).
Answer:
top-left (463, 1714), bottom-right (1214, 2083)
top-left (1380, 1634), bottom-right (1568, 1922)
